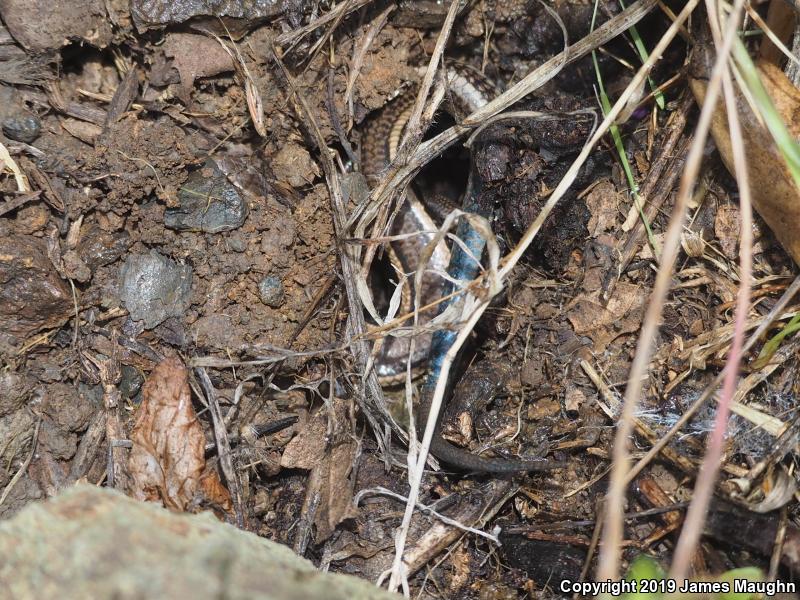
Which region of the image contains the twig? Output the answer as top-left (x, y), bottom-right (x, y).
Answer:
top-left (275, 0), bottom-right (373, 48)
top-left (195, 366), bottom-right (245, 528)
top-left (0, 415), bottom-right (40, 508)
top-left (355, 486), bottom-right (501, 543)
top-left (0, 190), bottom-right (40, 217)
top-left (270, 45), bottom-right (401, 458)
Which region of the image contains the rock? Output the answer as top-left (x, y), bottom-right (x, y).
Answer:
top-left (119, 365), bottom-right (144, 400)
top-left (0, 485), bottom-right (400, 600)
top-left (130, 0), bottom-right (282, 31)
top-left (258, 275), bottom-right (284, 308)
top-left (119, 250), bottom-right (193, 329)
top-left (2, 115), bottom-right (41, 143)
top-left (164, 160), bottom-right (248, 233)
top-left (0, 235), bottom-right (72, 349)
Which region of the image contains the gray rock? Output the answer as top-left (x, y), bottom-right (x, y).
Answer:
top-left (118, 365), bottom-right (144, 400)
top-left (119, 250), bottom-right (192, 329)
top-left (164, 160), bottom-right (248, 233)
top-left (2, 115), bottom-right (41, 143)
top-left (0, 485), bottom-right (399, 600)
top-left (258, 275), bottom-right (284, 308)
top-left (131, 0), bottom-right (282, 30)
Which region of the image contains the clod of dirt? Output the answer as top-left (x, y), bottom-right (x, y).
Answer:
top-left (164, 160), bottom-right (248, 233)
top-left (0, 234), bottom-right (72, 349)
top-left (130, 0), bottom-right (283, 31)
top-left (0, 0), bottom-right (112, 52)
top-left (118, 250), bottom-right (193, 329)
top-left (76, 226), bottom-right (131, 271)
top-left (271, 142), bottom-right (321, 189)
top-left (39, 383), bottom-right (100, 461)
top-left (0, 371), bottom-right (30, 417)
top-left (257, 275), bottom-right (284, 308)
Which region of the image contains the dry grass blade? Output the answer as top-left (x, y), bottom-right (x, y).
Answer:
top-left (274, 0), bottom-right (373, 49)
top-left (195, 366), bottom-right (245, 527)
top-left (394, 0), bottom-right (461, 160)
top-left (597, 2), bottom-right (735, 579)
top-left (344, 4), bottom-right (395, 127)
top-left (668, 1), bottom-right (752, 580)
top-left (348, 0), bottom-right (657, 237)
top-left (208, 27), bottom-right (266, 137)
top-left (269, 45), bottom-right (403, 461)
top-left (0, 139), bottom-right (30, 191)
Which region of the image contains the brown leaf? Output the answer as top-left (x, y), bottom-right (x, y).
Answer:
top-left (128, 356), bottom-right (231, 512)
top-left (313, 439), bottom-right (358, 542)
top-left (689, 40), bottom-right (800, 266)
top-left (585, 179), bottom-right (623, 235)
top-left (280, 410), bottom-right (327, 470)
top-left (281, 407), bottom-right (357, 542)
top-left (567, 281), bottom-right (645, 352)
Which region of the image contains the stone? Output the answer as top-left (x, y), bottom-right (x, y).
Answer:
top-left (164, 160), bottom-right (248, 233)
top-left (118, 250), bottom-right (192, 329)
top-left (0, 486), bottom-right (399, 600)
top-left (258, 275), bottom-right (284, 308)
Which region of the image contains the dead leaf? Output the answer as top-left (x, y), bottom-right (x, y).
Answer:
top-left (281, 407), bottom-right (357, 542)
top-left (689, 39), bottom-right (800, 266)
top-left (280, 409), bottom-right (327, 469)
top-left (128, 356), bottom-right (231, 512)
top-left (567, 281), bottom-right (645, 352)
top-left (60, 118), bottom-right (102, 145)
top-left (584, 179), bottom-right (622, 235)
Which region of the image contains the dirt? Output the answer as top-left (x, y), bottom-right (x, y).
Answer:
top-left (1, 0), bottom-right (799, 598)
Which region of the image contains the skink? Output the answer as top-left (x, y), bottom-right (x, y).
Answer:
top-left (363, 65), bottom-right (562, 473)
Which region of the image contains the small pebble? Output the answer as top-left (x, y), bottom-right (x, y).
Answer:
top-left (118, 250), bottom-right (193, 329)
top-left (164, 160), bottom-right (248, 233)
top-left (227, 234), bottom-right (247, 253)
top-left (2, 115), bottom-right (42, 143)
top-left (258, 276), bottom-right (284, 308)
top-left (119, 365), bottom-right (144, 400)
